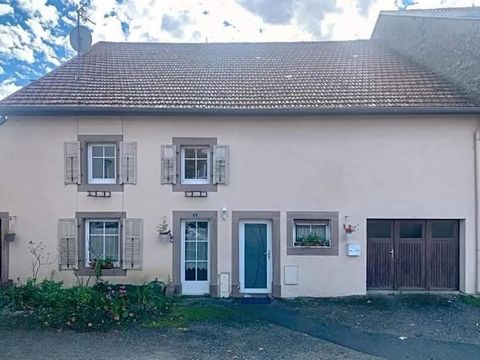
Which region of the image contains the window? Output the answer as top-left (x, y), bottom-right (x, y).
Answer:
top-left (85, 220), bottom-right (120, 267)
top-left (181, 146), bottom-right (210, 184)
top-left (294, 221), bottom-right (331, 247)
top-left (287, 211), bottom-right (339, 256)
top-left (88, 144), bottom-right (117, 184)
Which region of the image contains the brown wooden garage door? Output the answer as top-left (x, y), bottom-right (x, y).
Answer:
top-left (367, 219), bottom-right (459, 291)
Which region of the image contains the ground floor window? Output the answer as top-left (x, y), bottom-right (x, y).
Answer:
top-left (85, 219), bottom-right (120, 267)
top-left (294, 220), bottom-right (331, 247)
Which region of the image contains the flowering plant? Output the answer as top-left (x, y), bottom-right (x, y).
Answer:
top-left (343, 224), bottom-right (359, 234)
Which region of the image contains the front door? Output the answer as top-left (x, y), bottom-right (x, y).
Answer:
top-left (181, 220), bottom-right (209, 295)
top-left (239, 220), bottom-right (272, 294)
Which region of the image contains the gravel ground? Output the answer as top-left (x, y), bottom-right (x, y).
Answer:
top-left (0, 322), bottom-right (378, 360)
top-left (275, 294), bottom-right (480, 345)
top-left (1, 294), bottom-right (478, 360)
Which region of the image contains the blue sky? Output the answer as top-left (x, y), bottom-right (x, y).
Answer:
top-left (0, 0), bottom-right (476, 99)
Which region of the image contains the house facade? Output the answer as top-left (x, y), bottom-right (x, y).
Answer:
top-left (1, 9), bottom-right (479, 297)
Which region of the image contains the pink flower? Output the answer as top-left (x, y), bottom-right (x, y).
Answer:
top-left (343, 224), bottom-right (358, 234)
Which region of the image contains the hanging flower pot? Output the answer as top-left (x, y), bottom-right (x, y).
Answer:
top-left (158, 231), bottom-right (172, 242)
top-left (343, 224), bottom-right (358, 242)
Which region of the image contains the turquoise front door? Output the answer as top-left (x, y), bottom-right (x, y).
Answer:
top-left (239, 220), bottom-right (272, 294)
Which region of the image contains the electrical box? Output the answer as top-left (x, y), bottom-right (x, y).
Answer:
top-left (219, 272), bottom-right (230, 298)
top-left (284, 265), bottom-right (298, 285)
top-left (347, 243), bottom-right (361, 257)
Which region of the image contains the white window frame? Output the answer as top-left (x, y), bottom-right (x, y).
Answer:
top-left (87, 143), bottom-right (117, 184)
top-left (85, 219), bottom-right (121, 268)
top-left (180, 146), bottom-right (210, 185)
top-left (294, 220), bottom-right (332, 248)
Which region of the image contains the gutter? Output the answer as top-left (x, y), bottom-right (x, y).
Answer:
top-left (476, 130), bottom-right (480, 294)
top-left (1, 105), bottom-right (480, 117)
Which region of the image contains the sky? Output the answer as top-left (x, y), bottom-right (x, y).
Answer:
top-left (0, 0), bottom-right (477, 100)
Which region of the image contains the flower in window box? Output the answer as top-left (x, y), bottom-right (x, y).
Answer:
top-left (295, 233), bottom-right (331, 248)
top-left (90, 257), bottom-right (115, 269)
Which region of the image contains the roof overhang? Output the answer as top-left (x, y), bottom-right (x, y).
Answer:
top-left (1, 105), bottom-right (480, 117)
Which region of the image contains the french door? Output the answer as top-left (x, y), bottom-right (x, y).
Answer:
top-left (367, 219), bottom-right (459, 291)
top-left (239, 220), bottom-right (272, 294)
top-left (181, 220), bottom-right (210, 295)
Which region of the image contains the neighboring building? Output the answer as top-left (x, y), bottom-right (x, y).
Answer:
top-left (0, 8), bottom-right (479, 297)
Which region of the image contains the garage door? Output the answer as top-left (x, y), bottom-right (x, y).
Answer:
top-left (367, 219), bottom-right (459, 291)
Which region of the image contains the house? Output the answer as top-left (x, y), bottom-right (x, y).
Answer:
top-left (0, 7), bottom-right (479, 297)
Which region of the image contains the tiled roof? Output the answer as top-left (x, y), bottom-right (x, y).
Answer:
top-left (0, 40), bottom-right (477, 114)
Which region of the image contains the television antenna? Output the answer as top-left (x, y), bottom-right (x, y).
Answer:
top-left (69, 4), bottom-right (95, 81)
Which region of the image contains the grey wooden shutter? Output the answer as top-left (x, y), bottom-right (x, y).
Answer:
top-left (213, 145), bottom-right (229, 184)
top-left (119, 141), bottom-right (137, 184)
top-left (161, 145), bottom-right (177, 184)
top-left (58, 218), bottom-right (78, 270)
top-left (64, 141), bottom-right (81, 185)
top-left (122, 218), bottom-right (143, 270)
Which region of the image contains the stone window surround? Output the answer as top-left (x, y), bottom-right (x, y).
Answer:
top-left (231, 211), bottom-right (281, 298)
top-left (172, 211), bottom-right (218, 296)
top-left (0, 212), bottom-right (10, 282)
top-left (75, 211), bottom-right (127, 277)
top-left (78, 135), bottom-right (124, 192)
top-left (287, 211), bottom-right (339, 256)
top-left (172, 137), bottom-right (217, 192)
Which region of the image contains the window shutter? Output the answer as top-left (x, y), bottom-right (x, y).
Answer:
top-left (119, 141), bottom-right (137, 184)
top-left (122, 218), bottom-right (143, 270)
top-left (64, 141), bottom-right (81, 185)
top-left (58, 218), bottom-right (78, 270)
top-left (213, 145), bottom-right (229, 184)
top-left (161, 145), bottom-right (177, 184)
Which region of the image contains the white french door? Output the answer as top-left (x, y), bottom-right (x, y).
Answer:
top-left (239, 220), bottom-right (272, 294)
top-left (181, 220), bottom-right (210, 295)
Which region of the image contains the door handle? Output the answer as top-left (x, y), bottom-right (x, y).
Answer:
top-left (265, 250), bottom-right (271, 260)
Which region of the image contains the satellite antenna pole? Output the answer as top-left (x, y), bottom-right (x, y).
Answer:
top-left (70, 4), bottom-right (95, 82)
top-left (76, 6), bottom-right (80, 82)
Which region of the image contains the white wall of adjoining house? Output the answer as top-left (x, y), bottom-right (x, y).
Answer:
top-left (0, 114), bottom-right (477, 296)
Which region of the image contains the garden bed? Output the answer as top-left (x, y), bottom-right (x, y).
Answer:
top-left (0, 280), bottom-right (173, 331)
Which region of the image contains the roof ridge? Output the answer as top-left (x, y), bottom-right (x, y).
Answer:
top-left (94, 39), bottom-right (370, 45)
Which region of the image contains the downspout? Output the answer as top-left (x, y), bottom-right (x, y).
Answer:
top-left (475, 130), bottom-right (480, 294)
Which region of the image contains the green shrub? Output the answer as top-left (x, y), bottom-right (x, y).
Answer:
top-left (1, 279), bottom-right (171, 331)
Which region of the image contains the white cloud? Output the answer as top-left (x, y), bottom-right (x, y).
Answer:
top-left (0, 66), bottom-right (4, 75)
top-left (17, 0), bottom-right (59, 25)
top-left (25, 18), bottom-right (61, 66)
top-left (0, 24), bottom-right (36, 63)
top-left (0, 4), bottom-right (14, 16)
top-left (0, 79), bottom-right (22, 100)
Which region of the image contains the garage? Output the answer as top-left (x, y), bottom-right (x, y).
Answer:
top-left (367, 219), bottom-right (459, 291)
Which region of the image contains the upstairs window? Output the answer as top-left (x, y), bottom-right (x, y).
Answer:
top-left (88, 144), bottom-right (117, 184)
top-left (181, 146), bottom-right (210, 185)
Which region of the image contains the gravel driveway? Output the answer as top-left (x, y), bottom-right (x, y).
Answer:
top-left (275, 294), bottom-right (480, 345)
top-left (0, 322), bottom-right (377, 360)
top-left (1, 294), bottom-right (479, 360)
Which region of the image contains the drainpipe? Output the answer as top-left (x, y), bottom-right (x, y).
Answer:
top-left (475, 130), bottom-right (480, 294)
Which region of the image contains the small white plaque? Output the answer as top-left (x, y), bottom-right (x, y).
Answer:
top-left (284, 265), bottom-right (298, 285)
top-left (347, 243), bottom-right (361, 257)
